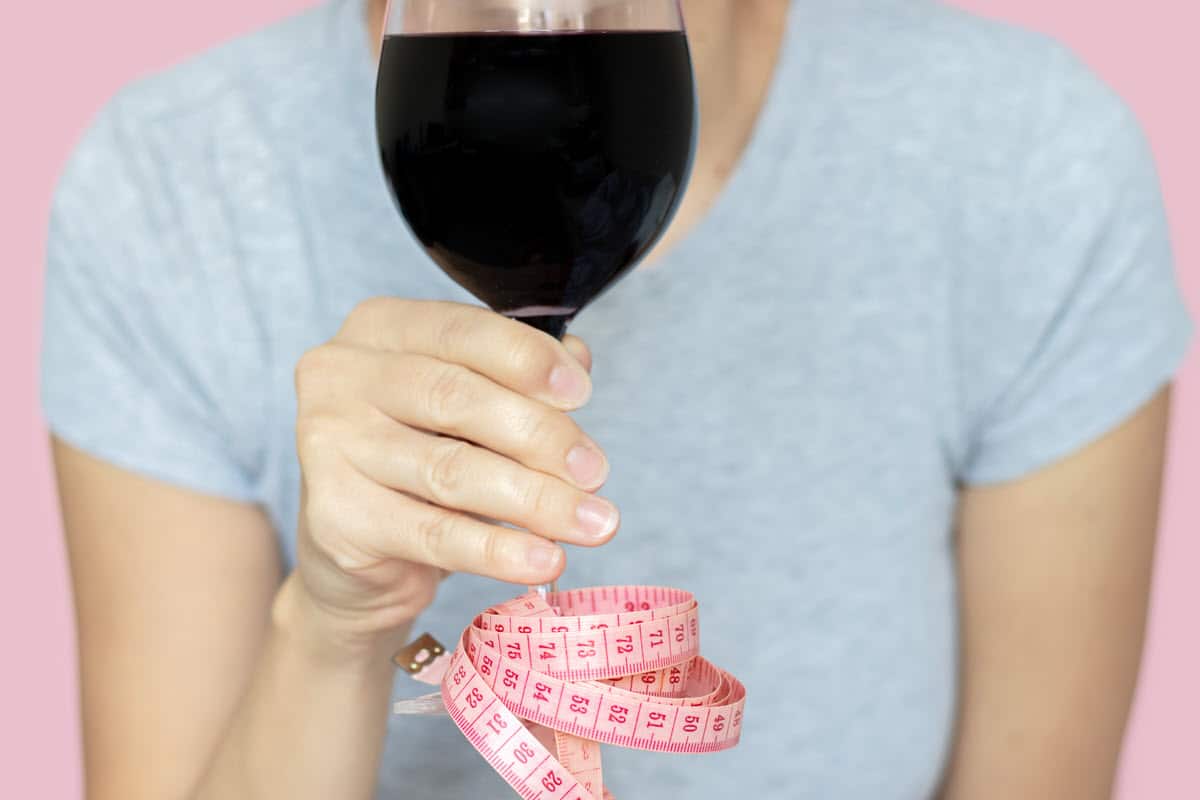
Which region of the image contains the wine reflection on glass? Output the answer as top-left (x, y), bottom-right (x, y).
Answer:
top-left (376, 0), bottom-right (697, 596)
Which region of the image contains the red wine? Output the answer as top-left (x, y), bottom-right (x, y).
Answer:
top-left (377, 31), bottom-right (695, 337)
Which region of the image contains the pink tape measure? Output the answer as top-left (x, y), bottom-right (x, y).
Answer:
top-left (393, 585), bottom-right (746, 799)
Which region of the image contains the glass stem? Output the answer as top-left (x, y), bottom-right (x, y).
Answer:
top-left (507, 312), bottom-right (571, 604)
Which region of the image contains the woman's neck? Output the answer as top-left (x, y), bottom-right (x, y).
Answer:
top-left (367, 0), bottom-right (387, 55)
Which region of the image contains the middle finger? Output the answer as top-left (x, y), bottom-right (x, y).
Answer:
top-left (366, 351), bottom-right (610, 491)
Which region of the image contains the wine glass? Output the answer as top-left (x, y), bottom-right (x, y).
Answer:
top-left (376, 0), bottom-right (697, 593)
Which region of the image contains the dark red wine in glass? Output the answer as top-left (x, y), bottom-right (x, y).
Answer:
top-left (376, 1), bottom-right (696, 339)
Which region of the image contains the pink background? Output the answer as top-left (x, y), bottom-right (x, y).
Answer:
top-left (1, 1), bottom-right (1195, 797)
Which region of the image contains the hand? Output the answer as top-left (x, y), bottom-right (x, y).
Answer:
top-left (288, 299), bottom-right (618, 654)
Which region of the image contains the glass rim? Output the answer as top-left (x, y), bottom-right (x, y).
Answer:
top-left (383, 0), bottom-right (686, 35)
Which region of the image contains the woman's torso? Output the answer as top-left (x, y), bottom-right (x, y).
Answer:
top-left (83, 0), bottom-right (1086, 795)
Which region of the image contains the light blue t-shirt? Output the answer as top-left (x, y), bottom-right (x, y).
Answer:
top-left (41, 0), bottom-right (1193, 797)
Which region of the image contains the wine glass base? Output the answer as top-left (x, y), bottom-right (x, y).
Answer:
top-left (533, 581), bottom-right (559, 604)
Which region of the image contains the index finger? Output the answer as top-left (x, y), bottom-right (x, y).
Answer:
top-left (337, 298), bottom-right (592, 410)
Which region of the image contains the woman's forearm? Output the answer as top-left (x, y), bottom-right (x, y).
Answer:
top-left (191, 574), bottom-right (409, 800)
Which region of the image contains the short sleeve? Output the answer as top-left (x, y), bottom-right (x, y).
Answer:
top-left (41, 100), bottom-right (256, 501)
top-left (957, 46), bottom-right (1193, 485)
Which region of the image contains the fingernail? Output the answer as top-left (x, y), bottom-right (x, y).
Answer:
top-left (527, 542), bottom-right (562, 572)
top-left (549, 364), bottom-right (590, 405)
top-left (576, 496), bottom-right (619, 540)
top-left (566, 443), bottom-right (608, 488)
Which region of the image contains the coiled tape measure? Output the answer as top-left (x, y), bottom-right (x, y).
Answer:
top-left (393, 585), bottom-right (746, 799)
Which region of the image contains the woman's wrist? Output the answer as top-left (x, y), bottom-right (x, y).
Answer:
top-left (271, 572), bottom-right (413, 675)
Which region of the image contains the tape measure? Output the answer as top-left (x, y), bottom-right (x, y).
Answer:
top-left (393, 585), bottom-right (746, 799)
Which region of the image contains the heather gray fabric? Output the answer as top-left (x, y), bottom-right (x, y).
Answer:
top-left (41, 0), bottom-right (1193, 796)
